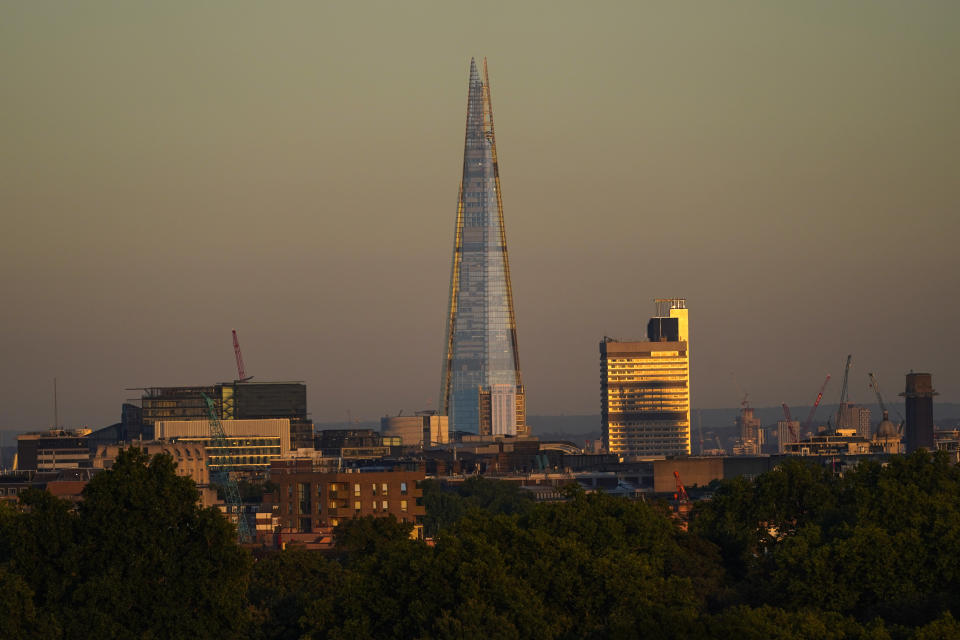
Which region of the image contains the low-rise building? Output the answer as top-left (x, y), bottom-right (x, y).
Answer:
top-left (16, 429), bottom-right (92, 471)
top-left (92, 442), bottom-right (211, 486)
top-left (154, 418), bottom-right (291, 471)
top-left (91, 443), bottom-right (219, 506)
top-left (381, 411), bottom-right (449, 447)
top-left (269, 460), bottom-right (425, 536)
top-left (781, 429), bottom-right (871, 456)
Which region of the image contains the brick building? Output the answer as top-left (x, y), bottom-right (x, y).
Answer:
top-left (269, 460), bottom-right (425, 537)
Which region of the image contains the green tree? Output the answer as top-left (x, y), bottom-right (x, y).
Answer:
top-left (248, 549), bottom-right (346, 640)
top-left (334, 513), bottom-right (414, 555)
top-left (65, 448), bottom-right (252, 639)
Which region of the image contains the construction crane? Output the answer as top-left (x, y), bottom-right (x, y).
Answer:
top-left (781, 403), bottom-right (798, 442)
top-left (835, 355), bottom-right (853, 427)
top-left (869, 372), bottom-right (905, 433)
top-left (232, 329), bottom-right (252, 382)
top-left (804, 375), bottom-right (831, 433)
top-left (202, 393), bottom-right (252, 543)
top-left (673, 470), bottom-right (690, 504)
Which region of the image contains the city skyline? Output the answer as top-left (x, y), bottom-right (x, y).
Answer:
top-left (1, 3), bottom-right (958, 429)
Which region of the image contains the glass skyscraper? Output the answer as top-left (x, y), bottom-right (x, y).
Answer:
top-left (441, 58), bottom-right (527, 437)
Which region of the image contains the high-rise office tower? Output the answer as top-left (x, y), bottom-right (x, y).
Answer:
top-left (600, 299), bottom-right (691, 457)
top-left (902, 372), bottom-right (937, 452)
top-left (441, 58), bottom-right (526, 437)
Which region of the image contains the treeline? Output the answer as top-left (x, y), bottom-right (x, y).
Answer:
top-left (4, 450), bottom-right (960, 638)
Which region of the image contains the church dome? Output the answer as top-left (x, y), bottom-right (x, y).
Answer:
top-left (876, 418), bottom-right (899, 438)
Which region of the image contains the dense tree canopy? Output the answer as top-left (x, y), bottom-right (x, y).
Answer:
top-left (5, 450), bottom-right (960, 638)
top-left (0, 449), bottom-right (250, 639)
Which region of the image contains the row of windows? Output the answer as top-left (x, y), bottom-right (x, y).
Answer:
top-left (287, 499), bottom-right (410, 515)
top-left (287, 481), bottom-right (410, 498)
top-left (606, 354), bottom-right (685, 361)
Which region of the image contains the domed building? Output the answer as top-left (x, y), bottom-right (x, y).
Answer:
top-left (872, 411), bottom-right (903, 454)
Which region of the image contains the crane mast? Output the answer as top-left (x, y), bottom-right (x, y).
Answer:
top-left (804, 375), bottom-right (831, 433)
top-left (869, 372), bottom-right (905, 432)
top-left (202, 393), bottom-right (252, 543)
top-left (835, 355), bottom-right (853, 427)
top-left (781, 403), bottom-right (798, 441)
top-left (868, 372), bottom-right (888, 417)
top-left (232, 329), bottom-right (250, 382)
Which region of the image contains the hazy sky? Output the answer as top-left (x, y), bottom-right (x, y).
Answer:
top-left (2, 1), bottom-right (958, 429)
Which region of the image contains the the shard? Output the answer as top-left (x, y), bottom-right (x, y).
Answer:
top-left (441, 58), bottom-right (527, 437)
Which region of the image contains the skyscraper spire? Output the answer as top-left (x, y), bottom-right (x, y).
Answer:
top-left (441, 58), bottom-right (526, 436)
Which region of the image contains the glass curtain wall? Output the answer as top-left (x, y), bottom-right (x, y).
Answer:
top-left (441, 58), bottom-right (522, 433)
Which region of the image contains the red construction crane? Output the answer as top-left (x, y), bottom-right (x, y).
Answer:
top-left (673, 470), bottom-right (690, 503)
top-left (781, 403), bottom-right (798, 441)
top-left (804, 375), bottom-right (831, 432)
top-left (232, 329), bottom-right (251, 382)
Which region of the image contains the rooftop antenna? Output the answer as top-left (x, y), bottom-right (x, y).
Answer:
top-left (53, 377), bottom-right (59, 429)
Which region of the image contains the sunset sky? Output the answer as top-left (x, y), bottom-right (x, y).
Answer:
top-left (2, 1), bottom-right (957, 428)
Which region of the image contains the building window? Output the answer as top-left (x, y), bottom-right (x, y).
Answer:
top-left (400, 482), bottom-right (407, 495)
top-left (299, 517), bottom-right (312, 533)
top-left (401, 500), bottom-right (407, 512)
top-left (354, 483), bottom-right (360, 496)
top-left (382, 500), bottom-right (388, 510)
top-left (371, 501), bottom-right (377, 511)
top-left (329, 500), bottom-right (337, 509)
top-left (354, 501), bottom-right (361, 511)
top-left (331, 518), bottom-right (339, 527)
top-left (382, 483), bottom-right (388, 496)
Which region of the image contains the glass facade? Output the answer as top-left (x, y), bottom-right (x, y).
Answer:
top-left (441, 58), bottom-right (524, 434)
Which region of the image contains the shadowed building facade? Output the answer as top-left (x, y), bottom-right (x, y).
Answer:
top-left (441, 58), bottom-right (527, 437)
top-left (902, 372), bottom-right (937, 453)
top-left (600, 299), bottom-right (691, 457)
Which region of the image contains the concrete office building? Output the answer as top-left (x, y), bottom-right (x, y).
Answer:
top-left (16, 429), bottom-right (92, 471)
top-left (782, 429), bottom-right (872, 456)
top-left (138, 381), bottom-right (313, 449)
top-left (154, 418), bottom-right (291, 472)
top-left (600, 299), bottom-right (691, 457)
top-left (902, 373), bottom-right (937, 453)
top-left (381, 412), bottom-right (449, 446)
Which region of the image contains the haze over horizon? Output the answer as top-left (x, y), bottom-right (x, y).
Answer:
top-left (2, 2), bottom-right (957, 429)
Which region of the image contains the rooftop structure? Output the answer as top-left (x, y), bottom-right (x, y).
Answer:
top-left (381, 411), bottom-right (449, 447)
